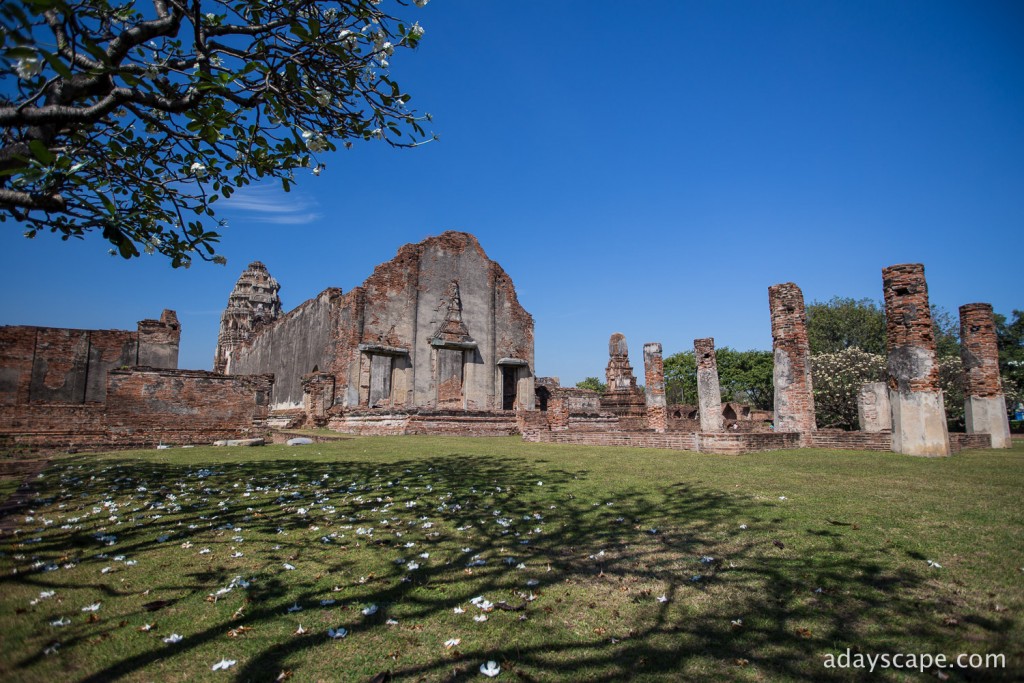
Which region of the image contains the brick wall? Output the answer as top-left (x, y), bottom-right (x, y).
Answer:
top-left (0, 368), bottom-right (271, 450)
top-left (521, 428), bottom-right (802, 454)
top-left (0, 312), bottom-right (180, 406)
top-left (328, 409), bottom-right (519, 436)
top-left (949, 433), bottom-right (992, 453)
top-left (768, 283), bottom-right (816, 436)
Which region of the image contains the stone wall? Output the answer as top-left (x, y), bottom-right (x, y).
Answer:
top-left (857, 382), bottom-right (892, 433)
top-left (768, 283), bottom-right (816, 438)
top-left (959, 303), bottom-right (1011, 448)
top-left (228, 289), bottom-right (341, 409)
top-left (0, 311), bottom-right (180, 405)
top-left (883, 264), bottom-right (950, 456)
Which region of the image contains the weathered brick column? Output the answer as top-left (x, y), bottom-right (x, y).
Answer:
top-left (694, 338), bottom-right (724, 432)
top-left (857, 382), bottom-right (892, 433)
top-left (643, 342), bottom-right (667, 433)
top-left (882, 264), bottom-right (949, 456)
top-left (768, 283), bottom-right (817, 440)
top-left (959, 303), bottom-right (1011, 448)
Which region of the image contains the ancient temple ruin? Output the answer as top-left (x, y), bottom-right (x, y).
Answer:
top-left (220, 231), bottom-right (535, 435)
top-left (599, 333), bottom-right (647, 420)
top-left (213, 261), bottom-right (283, 373)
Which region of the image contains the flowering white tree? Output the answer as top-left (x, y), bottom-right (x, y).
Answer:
top-left (0, 0), bottom-right (432, 267)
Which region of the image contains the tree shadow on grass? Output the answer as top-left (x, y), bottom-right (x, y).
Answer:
top-left (1, 451), bottom-right (1019, 681)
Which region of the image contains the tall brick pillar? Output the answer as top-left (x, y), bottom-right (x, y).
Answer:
top-left (694, 338), bottom-right (724, 432)
top-left (768, 283), bottom-right (817, 440)
top-left (882, 264), bottom-right (949, 456)
top-left (959, 303), bottom-right (1011, 448)
top-left (643, 342), bottom-right (667, 433)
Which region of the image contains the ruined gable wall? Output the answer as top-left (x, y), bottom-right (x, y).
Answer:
top-left (340, 232), bottom-right (534, 412)
top-left (228, 288), bottom-right (341, 409)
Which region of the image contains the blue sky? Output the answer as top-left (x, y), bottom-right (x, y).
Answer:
top-left (2, 0), bottom-right (1022, 384)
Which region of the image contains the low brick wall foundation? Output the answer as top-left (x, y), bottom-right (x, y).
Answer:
top-left (329, 410), bottom-right (519, 436)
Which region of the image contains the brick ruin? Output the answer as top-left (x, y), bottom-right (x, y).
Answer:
top-left (599, 333), bottom-right (647, 421)
top-left (222, 231), bottom-right (535, 436)
top-left (642, 342), bottom-right (667, 433)
top-left (959, 303), bottom-right (1012, 448)
top-left (0, 311), bottom-right (271, 449)
top-left (768, 283), bottom-right (817, 442)
top-left (213, 261), bottom-right (283, 373)
top-left (883, 264), bottom-right (950, 456)
top-left (0, 229), bottom-right (1009, 455)
top-left (694, 337), bottom-right (724, 433)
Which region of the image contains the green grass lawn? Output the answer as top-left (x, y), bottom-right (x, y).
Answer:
top-left (1, 437), bottom-right (1021, 682)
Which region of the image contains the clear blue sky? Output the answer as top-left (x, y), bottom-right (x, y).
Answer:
top-left (1, 0), bottom-right (1022, 385)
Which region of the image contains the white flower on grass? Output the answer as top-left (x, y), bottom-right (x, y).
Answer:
top-left (700, 556), bottom-right (715, 564)
top-left (50, 616), bottom-right (71, 627)
top-left (199, 548), bottom-right (211, 554)
top-left (526, 579), bottom-right (539, 587)
top-left (320, 599), bottom-right (336, 606)
top-left (406, 562), bottom-right (419, 571)
top-left (656, 595), bottom-right (668, 603)
top-left (211, 659), bottom-right (236, 671)
top-left (473, 614), bottom-right (488, 622)
top-left (778, 496), bottom-right (788, 501)
top-left (444, 638), bottom-right (460, 649)
top-left (294, 624), bottom-right (307, 635)
top-left (43, 642), bottom-right (60, 656)
top-left (189, 163), bottom-right (208, 178)
top-left (361, 604), bottom-right (378, 616)
top-left (81, 602), bottom-right (101, 612)
top-left (453, 607), bottom-right (465, 614)
top-left (927, 560), bottom-right (942, 569)
top-left (480, 660), bottom-right (500, 677)
top-left (287, 603), bottom-right (303, 613)
top-left (15, 57), bottom-right (42, 80)
top-left (283, 563), bottom-right (296, 570)
top-left (739, 524), bottom-right (748, 530)
top-left (163, 633), bottom-right (183, 643)
top-left (327, 626), bottom-right (348, 639)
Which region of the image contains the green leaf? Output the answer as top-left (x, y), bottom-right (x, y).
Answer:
top-left (28, 140), bottom-right (54, 164)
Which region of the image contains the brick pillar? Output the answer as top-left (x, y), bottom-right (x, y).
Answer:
top-left (768, 283), bottom-right (817, 440)
top-left (643, 342), bottom-right (667, 433)
top-left (547, 395), bottom-right (569, 431)
top-left (694, 338), bottom-right (724, 432)
top-left (883, 264), bottom-right (949, 456)
top-left (857, 382), bottom-right (892, 432)
top-left (959, 303), bottom-right (1011, 448)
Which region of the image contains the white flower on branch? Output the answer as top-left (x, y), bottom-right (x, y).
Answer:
top-left (15, 57), bottom-right (42, 80)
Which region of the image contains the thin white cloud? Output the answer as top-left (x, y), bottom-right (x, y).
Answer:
top-left (223, 186), bottom-right (322, 224)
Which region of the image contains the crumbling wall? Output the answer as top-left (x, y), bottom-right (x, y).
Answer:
top-left (959, 303), bottom-right (1011, 448)
top-left (883, 264), bottom-right (949, 456)
top-left (0, 311), bottom-right (180, 406)
top-left (768, 283), bottom-right (816, 440)
top-left (0, 368), bottom-right (271, 449)
top-left (228, 289), bottom-right (340, 409)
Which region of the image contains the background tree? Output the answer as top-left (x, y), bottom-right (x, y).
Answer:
top-left (575, 377), bottom-right (607, 393)
top-left (994, 309), bottom-right (1024, 416)
top-left (806, 297), bottom-right (959, 357)
top-left (806, 297), bottom-right (887, 355)
top-left (1, 0), bottom-right (432, 267)
top-left (663, 348), bottom-right (773, 409)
